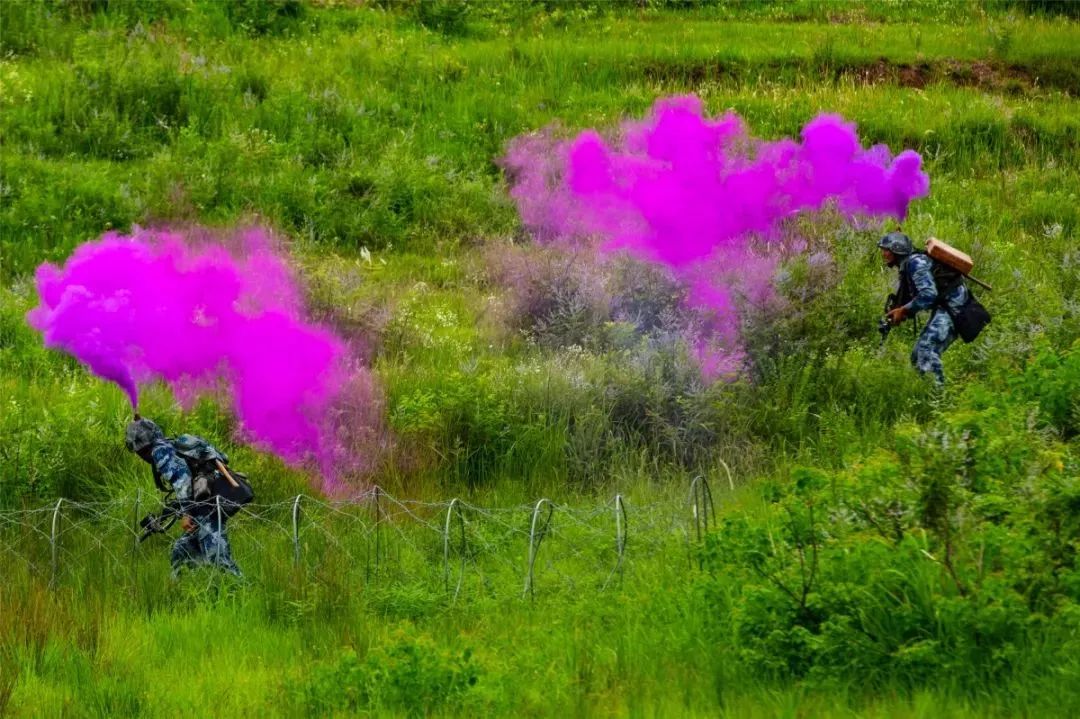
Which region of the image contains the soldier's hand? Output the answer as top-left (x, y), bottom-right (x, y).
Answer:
top-left (886, 306), bottom-right (908, 325)
top-left (181, 515), bottom-right (197, 533)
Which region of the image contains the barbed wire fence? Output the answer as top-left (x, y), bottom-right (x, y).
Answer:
top-left (0, 476), bottom-right (722, 602)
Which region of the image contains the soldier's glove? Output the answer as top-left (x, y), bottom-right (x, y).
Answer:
top-left (886, 306), bottom-right (908, 325)
top-left (181, 515), bottom-right (197, 534)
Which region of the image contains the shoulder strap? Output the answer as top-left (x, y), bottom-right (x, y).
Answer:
top-left (152, 465), bottom-right (170, 493)
top-left (928, 258), bottom-right (964, 308)
top-left (897, 254), bottom-right (919, 304)
top-left (146, 441), bottom-right (173, 493)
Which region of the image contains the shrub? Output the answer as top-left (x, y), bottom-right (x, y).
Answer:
top-left (484, 242), bottom-right (611, 351)
top-left (299, 632), bottom-right (480, 716)
top-left (700, 384), bottom-right (1080, 693)
top-left (1013, 340), bottom-right (1080, 438)
top-left (225, 0), bottom-right (308, 37)
top-left (413, 0), bottom-right (472, 37)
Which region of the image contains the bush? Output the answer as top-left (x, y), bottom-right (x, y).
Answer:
top-left (700, 384), bottom-right (1080, 692)
top-left (414, 0), bottom-right (472, 37)
top-left (299, 632), bottom-right (480, 716)
top-left (1013, 340), bottom-right (1080, 438)
top-left (225, 0), bottom-right (308, 36)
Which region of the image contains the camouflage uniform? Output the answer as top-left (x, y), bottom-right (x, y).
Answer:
top-left (898, 253), bottom-right (970, 385)
top-left (149, 436), bottom-right (242, 577)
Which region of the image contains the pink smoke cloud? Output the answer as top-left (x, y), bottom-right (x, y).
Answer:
top-left (503, 95), bottom-right (929, 377)
top-left (28, 226), bottom-right (378, 491)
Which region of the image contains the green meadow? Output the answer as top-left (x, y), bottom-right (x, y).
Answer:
top-left (1, 1), bottom-right (1079, 716)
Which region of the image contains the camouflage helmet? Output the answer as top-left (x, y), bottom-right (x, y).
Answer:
top-left (125, 417), bottom-right (163, 453)
top-left (877, 232), bottom-right (914, 257)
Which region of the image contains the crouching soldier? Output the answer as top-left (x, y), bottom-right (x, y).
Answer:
top-left (126, 416), bottom-right (244, 578)
top-left (879, 232), bottom-right (970, 385)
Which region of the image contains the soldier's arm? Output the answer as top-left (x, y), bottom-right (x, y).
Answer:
top-left (903, 256), bottom-right (938, 313)
top-left (150, 442), bottom-right (193, 510)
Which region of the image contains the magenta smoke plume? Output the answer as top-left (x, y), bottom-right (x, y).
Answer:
top-left (28, 227), bottom-right (371, 487)
top-left (504, 95), bottom-right (929, 376)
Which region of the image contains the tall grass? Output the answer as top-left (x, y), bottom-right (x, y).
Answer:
top-left (2, 3), bottom-right (1078, 276)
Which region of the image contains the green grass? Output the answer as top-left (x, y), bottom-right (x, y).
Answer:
top-left (2, 3), bottom-right (1078, 276)
top-left (2, 1), bottom-right (1079, 716)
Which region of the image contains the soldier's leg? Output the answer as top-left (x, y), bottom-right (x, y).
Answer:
top-left (198, 514), bottom-right (242, 577)
top-left (911, 311), bottom-right (958, 385)
top-left (170, 530), bottom-right (202, 578)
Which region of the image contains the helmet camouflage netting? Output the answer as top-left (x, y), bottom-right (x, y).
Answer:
top-left (125, 418), bottom-right (164, 453)
top-left (877, 231), bottom-right (914, 256)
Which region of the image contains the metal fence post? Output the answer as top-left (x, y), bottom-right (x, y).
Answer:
top-left (291, 494), bottom-right (303, 566)
top-left (603, 494), bottom-right (628, 590)
top-left (132, 490), bottom-right (141, 554)
top-left (523, 498), bottom-right (554, 600)
top-left (131, 490), bottom-right (142, 586)
top-left (717, 458), bottom-right (735, 491)
top-left (374, 485), bottom-right (383, 575)
top-left (443, 498), bottom-right (466, 601)
top-left (215, 495), bottom-right (223, 565)
top-left (50, 498), bottom-right (63, 588)
top-left (687, 475), bottom-right (715, 569)
top-left (366, 486), bottom-right (384, 581)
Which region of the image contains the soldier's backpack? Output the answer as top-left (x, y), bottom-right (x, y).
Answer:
top-left (899, 239), bottom-right (991, 344)
top-left (169, 434), bottom-right (254, 517)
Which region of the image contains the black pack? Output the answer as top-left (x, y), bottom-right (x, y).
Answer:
top-left (207, 469), bottom-right (255, 518)
top-left (945, 295), bottom-right (992, 343)
top-left (163, 434), bottom-right (254, 517)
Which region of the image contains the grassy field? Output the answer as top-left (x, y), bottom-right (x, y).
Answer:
top-left (2, 1), bottom-right (1079, 716)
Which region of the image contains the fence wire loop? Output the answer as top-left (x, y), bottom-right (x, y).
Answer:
top-left (523, 498), bottom-right (554, 600)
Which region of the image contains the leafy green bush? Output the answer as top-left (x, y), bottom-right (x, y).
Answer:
top-left (225, 0), bottom-right (308, 37)
top-left (1013, 341), bottom-right (1080, 438)
top-left (414, 0), bottom-right (472, 37)
top-left (299, 632), bottom-right (480, 716)
top-left (700, 385), bottom-right (1080, 693)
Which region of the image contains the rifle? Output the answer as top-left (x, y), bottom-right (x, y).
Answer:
top-left (138, 498), bottom-right (183, 542)
top-left (878, 292), bottom-right (922, 347)
top-left (878, 292), bottom-right (898, 346)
